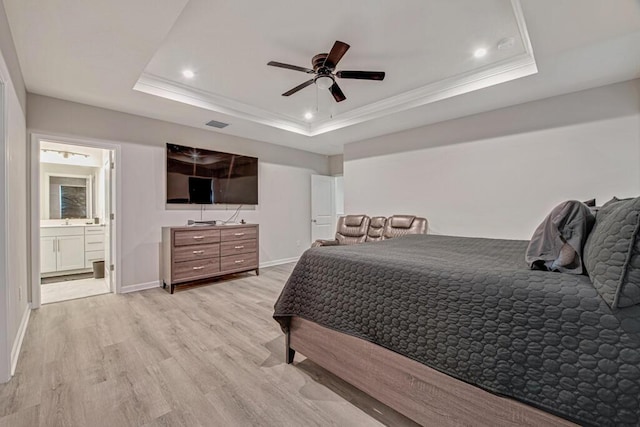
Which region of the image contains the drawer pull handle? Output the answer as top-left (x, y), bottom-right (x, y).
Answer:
top-left (192, 235), bottom-right (205, 240)
top-left (234, 233), bottom-right (245, 236)
top-left (192, 250), bottom-right (205, 254)
top-left (234, 260), bottom-right (245, 264)
top-left (87, 241), bottom-right (102, 245)
top-left (234, 245), bottom-right (244, 249)
top-left (192, 266), bottom-right (205, 270)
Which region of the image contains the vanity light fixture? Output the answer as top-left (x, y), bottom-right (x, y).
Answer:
top-left (41, 149), bottom-right (89, 159)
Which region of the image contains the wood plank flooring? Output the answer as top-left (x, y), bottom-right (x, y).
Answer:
top-left (41, 277), bottom-right (109, 305)
top-left (0, 264), bottom-right (417, 427)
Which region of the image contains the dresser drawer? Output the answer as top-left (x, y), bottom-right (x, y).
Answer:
top-left (220, 239), bottom-right (256, 256)
top-left (85, 234), bottom-right (104, 244)
top-left (41, 226), bottom-right (84, 237)
top-left (85, 226), bottom-right (105, 235)
top-left (174, 243), bottom-right (220, 262)
top-left (221, 253), bottom-right (258, 272)
top-left (220, 227), bottom-right (257, 242)
top-left (172, 258), bottom-right (220, 283)
top-left (85, 240), bottom-right (105, 251)
top-left (85, 233), bottom-right (104, 251)
top-left (174, 229), bottom-right (221, 246)
top-left (85, 250), bottom-right (104, 267)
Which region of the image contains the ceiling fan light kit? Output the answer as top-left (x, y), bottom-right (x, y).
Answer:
top-left (267, 40), bottom-right (385, 103)
top-left (314, 75), bottom-right (334, 90)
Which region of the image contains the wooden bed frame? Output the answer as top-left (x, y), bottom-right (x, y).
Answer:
top-left (286, 317), bottom-right (576, 427)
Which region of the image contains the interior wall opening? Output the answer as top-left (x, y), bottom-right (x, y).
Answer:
top-left (37, 140), bottom-right (114, 304)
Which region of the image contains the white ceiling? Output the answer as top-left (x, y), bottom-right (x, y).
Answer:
top-left (4, 0), bottom-right (640, 155)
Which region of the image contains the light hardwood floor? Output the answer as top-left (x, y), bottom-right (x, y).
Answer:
top-left (41, 277), bottom-right (109, 305)
top-left (0, 263), bottom-right (417, 427)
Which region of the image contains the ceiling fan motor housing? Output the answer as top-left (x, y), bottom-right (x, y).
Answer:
top-left (312, 53), bottom-right (333, 71)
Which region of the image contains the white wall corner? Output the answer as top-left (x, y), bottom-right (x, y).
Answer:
top-left (10, 303), bottom-right (31, 376)
top-left (119, 281), bottom-right (161, 294)
top-left (259, 257), bottom-right (300, 269)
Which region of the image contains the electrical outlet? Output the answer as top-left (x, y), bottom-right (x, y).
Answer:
top-left (296, 240), bottom-right (300, 247)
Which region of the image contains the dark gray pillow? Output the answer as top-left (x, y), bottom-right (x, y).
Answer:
top-left (583, 196), bottom-right (640, 308)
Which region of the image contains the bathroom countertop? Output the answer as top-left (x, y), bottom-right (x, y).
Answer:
top-left (40, 223), bottom-right (105, 228)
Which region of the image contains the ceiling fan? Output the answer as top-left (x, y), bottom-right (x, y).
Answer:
top-left (267, 41), bottom-right (385, 103)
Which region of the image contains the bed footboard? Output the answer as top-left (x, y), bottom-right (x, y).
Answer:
top-left (287, 316), bottom-right (575, 427)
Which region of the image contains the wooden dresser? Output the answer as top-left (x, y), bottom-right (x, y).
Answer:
top-left (161, 224), bottom-right (259, 293)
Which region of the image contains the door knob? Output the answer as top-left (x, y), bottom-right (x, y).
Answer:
top-left (312, 219), bottom-right (317, 223)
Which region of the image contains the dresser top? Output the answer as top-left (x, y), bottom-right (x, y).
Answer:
top-left (163, 223), bottom-right (258, 232)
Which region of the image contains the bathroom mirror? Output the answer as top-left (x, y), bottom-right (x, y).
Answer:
top-left (47, 174), bottom-right (93, 219)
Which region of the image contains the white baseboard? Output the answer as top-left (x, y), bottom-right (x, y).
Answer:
top-left (119, 259), bottom-right (299, 295)
top-left (11, 303), bottom-right (31, 376)
top-left (120, 280), bottom-right (160, 294)
top-left (260, 256), bottom-right (300, 268)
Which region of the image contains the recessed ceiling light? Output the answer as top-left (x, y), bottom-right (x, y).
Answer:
top-left (473, 48), bottom-right (488, 58)
top-left (304, 112), bottom-right (313, 120)
top-left (182, 69), bottom-right (195, 78)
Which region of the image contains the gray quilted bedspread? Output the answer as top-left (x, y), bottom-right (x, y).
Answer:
top-left (273, 234), bottom-right (640, 426)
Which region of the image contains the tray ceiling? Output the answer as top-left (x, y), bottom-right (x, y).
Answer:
top-left (135, 0), bottom-right (536, 136)
top-left (4, 0), bottom-right (640, 154)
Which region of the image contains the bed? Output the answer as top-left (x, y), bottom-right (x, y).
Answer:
top-left (274, 234), bottom-right (640, 426)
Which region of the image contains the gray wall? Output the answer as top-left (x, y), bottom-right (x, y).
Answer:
top-left (28, 94), bottom-right (326, 171)
top-left (328, 154), bottom-right (344, 176)
top-left (27, 94), bottom-right (330, 290)
top-left (0, 0), bottom-right (28, 383)
top-left (344, 79), bottom-right (640, 239)
top-left (0, 0), bottom-right (25, 111)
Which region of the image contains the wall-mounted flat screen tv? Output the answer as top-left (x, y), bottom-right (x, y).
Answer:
top-left (166, 143), bottom-right (258, 205)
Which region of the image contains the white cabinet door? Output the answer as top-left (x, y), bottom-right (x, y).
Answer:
top-left (56, 235), bottom-right (86, 271)
top-left (40, 236), bottom-right (57, 273)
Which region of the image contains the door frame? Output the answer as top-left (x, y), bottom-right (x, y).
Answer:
top-left (29, 132), bottom-right (122, 308)
top-left (0, 60), bottom-right (10, 382)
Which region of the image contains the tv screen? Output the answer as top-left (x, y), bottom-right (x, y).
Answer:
top-left (188, 177), bottom-right (213, 204)
top-left (166, 143), bottom-right (258, 205)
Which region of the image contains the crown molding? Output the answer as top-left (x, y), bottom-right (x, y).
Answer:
top-left (134, 73), bottom-right (311, 135)
top-left (134, 0), bottom-right (536, 138)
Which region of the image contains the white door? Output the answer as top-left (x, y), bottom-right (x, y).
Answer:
top-left (40, 236), bottom-right (57, 273)
top-left (56, 235), bottom-right (85, 271)
top-left (311, 175), bottom-right (335, 242)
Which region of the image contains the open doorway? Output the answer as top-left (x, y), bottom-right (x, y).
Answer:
top-left (30, 136), bottom-right (119, 306)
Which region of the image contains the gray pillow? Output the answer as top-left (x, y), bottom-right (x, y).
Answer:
top-left (525, 200), bottom-right (594, 274)
top-left (583, 196), bottom-right (640, 308)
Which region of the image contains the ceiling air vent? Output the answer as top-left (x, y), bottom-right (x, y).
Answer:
top-left (205, 120), bottom-right (229, 129)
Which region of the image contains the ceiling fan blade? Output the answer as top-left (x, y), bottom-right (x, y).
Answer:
top-left (323, 41), bottom-right (350, 68)
top-left (267, 61), bottom-right (314, 74)
top-left (336, 70), bottom-right (385, 80)
top-left (282, 79), bottom-right (315, 96)
top-left (330, 82), bottom-right (346, 102)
